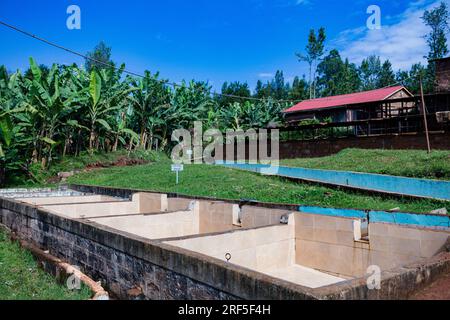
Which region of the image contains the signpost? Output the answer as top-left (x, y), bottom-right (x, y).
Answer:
top-left (419, 77), bottom-right (431, 153)
top-left (171, 164), bottom-right (184, 184)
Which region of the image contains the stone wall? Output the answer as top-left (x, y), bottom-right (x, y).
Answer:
top-left (0, 197), bottom-right (316, 300)
top-left (2, 191), bottom-right (450, 300)
top-left (216, 132), bottom-right (450, 160)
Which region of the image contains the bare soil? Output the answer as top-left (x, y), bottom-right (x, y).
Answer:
top-left (409, 271), bottom-right (450, 300)
top-left (85, 157), bottom-right (148, 170)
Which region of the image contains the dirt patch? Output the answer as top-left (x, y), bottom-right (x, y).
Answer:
top-left (409, 270), bottom-right (450, 300)
top-left (85, 157), bottom-right (148, 170)
top-left (47, 157), bottom-right (149, 183)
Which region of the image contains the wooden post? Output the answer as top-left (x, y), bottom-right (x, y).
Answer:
top-left (419, 77), bottom-right (431, 153)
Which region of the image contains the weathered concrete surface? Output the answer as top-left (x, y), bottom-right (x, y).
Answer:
top-left (2, 188), bottom-right (450, 300)
top-left (217, 162), bottom-right (450, 201)
top-left (0, 197), bottom-right (317, 300)
top-left (314, 252), bottom-right (450, 300)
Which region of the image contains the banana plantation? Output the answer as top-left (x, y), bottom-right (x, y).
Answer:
top-left (0, 58), bottom-right (287, 186)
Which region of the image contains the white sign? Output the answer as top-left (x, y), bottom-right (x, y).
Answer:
top-left (171, 164), bottom-right (184, 172)
top-left (171, 164), bottom-right (184, 184)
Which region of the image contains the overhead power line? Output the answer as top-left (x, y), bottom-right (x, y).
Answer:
top-left (0, 20), bottom-right (302, 104)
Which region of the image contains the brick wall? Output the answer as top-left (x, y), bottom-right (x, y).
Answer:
top-left (279, 132), bottom-right (450, 159)
top-left (436, 58), bottom-right (450, 92)
top-left (219, 132), bottom-right (450, 160)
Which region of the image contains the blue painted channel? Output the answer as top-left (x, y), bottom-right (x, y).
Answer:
top-left (298, 206), bottom-right (450, 229)
top-left (216, 162), bottom-right (450, 201)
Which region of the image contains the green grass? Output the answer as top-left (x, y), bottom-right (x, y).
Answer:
top-left (8, 149), bottom-right (162, 187)
top-left (281, 149), bottom-right (450, 180)
top-left (68, 156), bottom-right (448, 213)
top-left (0, 229), bottom-right (92, 300)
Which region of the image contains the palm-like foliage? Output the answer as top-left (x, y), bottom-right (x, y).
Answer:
top-left (86, 66), bottom-right (137, 151)
top-left (127, 71), bottom-right (170, 149)
top-left (0, 58), bottom-right (285, 186)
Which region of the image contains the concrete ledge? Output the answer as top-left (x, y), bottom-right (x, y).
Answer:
top-left (314, 252), bottom-right (450, 299)
top-left (0, 196), bottom-right (317, 300)
top-left (2, 191), bottom-right (450, 300)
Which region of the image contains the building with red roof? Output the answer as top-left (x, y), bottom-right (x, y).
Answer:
top-left (284, 86), bottom-right (413, 124)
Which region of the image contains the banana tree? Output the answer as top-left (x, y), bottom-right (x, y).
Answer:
top-left (25, 58), bottom-right (82, 168)
top-left (127, 71), bottom-right (171, 149)
top-left (87, 68), bottom-right (137, 152)
top-left (109, 111), bottom-right (140, 152)
top-left (0, 112), bottom-right (12, 158)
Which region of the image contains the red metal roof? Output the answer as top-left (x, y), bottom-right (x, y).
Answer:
top-left (284, 86), bottom-right (408, 113)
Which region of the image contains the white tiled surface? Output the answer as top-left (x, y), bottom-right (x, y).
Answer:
top-left (265, 265), bottom-right (346, 289)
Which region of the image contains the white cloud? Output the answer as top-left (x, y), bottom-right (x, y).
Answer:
top-left (258, 72), bottom-right (274, 78)
top-left (335, 0), bottom-right (449, 71)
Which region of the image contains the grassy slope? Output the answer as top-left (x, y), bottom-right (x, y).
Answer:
top-left (281, 149), bottom-right (450, 180)
top-left (9, 150), bottom-right (161, 187)
top-left (0, 229), bottom-right (91, 300)
top-left (68, 156), bottom-right (447, 213)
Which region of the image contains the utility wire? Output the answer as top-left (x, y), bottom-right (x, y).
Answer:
top-left (0, 20), bottom-right (302, 103)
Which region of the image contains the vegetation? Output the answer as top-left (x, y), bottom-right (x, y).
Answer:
top-left (296, 27), bottom-right (327, 99)
top-left (281, 149), bottom-right (450, 180)
top-left (68, 154), bottom-right (447, 213)
top-left (0, 2), bottom-right (448, 187)
top-left (9, 150), bottom-right (159, 187)
top-left (422, 2), bottom-right (449, 61)
top-left (0, 58), bottom-right (288, 186)
top-left (0, 229), bottom-right (91, 300)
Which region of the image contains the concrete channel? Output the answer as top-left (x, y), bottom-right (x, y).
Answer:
top-left (1, 186), bottom-right (449, 299)
top-left (216, 162), bottom-right (450, 201)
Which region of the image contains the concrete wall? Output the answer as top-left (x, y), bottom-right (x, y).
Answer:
top-left (167, 225), bottom-right (295, 274)
top-left (89, 209), bottom-right (200, 240)
top-left (219, 163), bottom-right (450, 201)
top-left (0, 198), bottom-right (318, 300)
top-left (294, 213), bottom-right (450, 278)
top-left (167, 198), bottom-right (193, 212)
top-left (369, 223), bottom-right (450, 270)
top-left (18, 195), bottom-right (119, 205)
top-left (2, 194), bottom-right (450, 300)
top-left (42, 201), bottom-right (141, 219)
top-left (42, 193), bottom-right (168, 219)
top-left (133, 193), bottom-right (168, 213)
top-left (240, 206), bottom-right (291, 228)
top-left (198, 201), bottom-right (237, 233)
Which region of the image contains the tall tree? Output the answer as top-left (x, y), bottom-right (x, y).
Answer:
top-left (296, 27), bottom-right (326, 99)
top-left (359, 55), bottom-right (382, 91)
top-left (271, 70), bottom-right (289, 100)
top-left (289, 76), bottom-right (308, 101)
top-left (316, 49), bottom-right (360, 96)
top-left (254, 80), bottom-right (264, 98)
top-left (218, 81), bottom-right (251, 107)
top-left (85, 41), bottom-right (113, 72)
top-left (422, 2), bottom-right (449, 61)
top-left (396, 63), bottom-right (431, 94)
top-left (378, 60), bottom-right (396, 88)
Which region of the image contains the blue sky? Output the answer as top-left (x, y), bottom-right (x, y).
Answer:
top-left (0, 0), bottom-right (447, 91)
